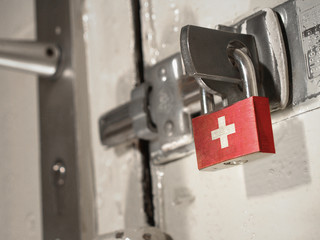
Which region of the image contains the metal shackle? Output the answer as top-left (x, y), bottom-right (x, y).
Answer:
top-left (227, 43), bottom-right (259, 98)
top-left (199, 43), bottom-right (259, 114)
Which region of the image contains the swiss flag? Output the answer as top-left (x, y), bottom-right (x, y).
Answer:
top-left (192, 97), bottom-right (275, 170)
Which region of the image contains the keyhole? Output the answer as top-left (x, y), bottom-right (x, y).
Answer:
top-left (46, 47), bottom-right (55, 58)
top-left (52, 159), bottom-right (66, 186)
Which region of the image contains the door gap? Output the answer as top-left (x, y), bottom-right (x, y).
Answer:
top-left (131, 0), bottom-right (155, 226)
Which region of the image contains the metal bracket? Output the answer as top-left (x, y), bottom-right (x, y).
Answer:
top-left (220, 8), bottom-right (289, 111)
top-left (180, 8), bottom-right (289, 112)
top-left (99, 53), bottom-right (200, 164)
top-left (180, 25), bottom-right (260, 111)
top-left (146, 54), bottom-right (196, 164)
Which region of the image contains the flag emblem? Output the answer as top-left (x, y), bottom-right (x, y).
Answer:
top-left (192, 97), bottom-right (275, 170)
top-left (211, 116), bottom-right (236, 149)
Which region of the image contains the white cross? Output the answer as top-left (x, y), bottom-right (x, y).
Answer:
top-left (211, 116), bottom-right (236, 149)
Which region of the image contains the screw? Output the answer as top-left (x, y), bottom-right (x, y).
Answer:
top-left (164, 120), bottom-right (174, 136)
top-left (52, 160), bottom-right (66, 186)
top-left (55, 26), bottom-right (62, 35)
top-left (159, 68), bottom-right (167, 82)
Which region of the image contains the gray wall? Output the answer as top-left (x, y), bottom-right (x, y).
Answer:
top-left (0, 1), bottom-right (42, 239)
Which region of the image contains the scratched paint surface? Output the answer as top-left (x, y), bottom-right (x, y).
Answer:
top-left (298, 1), bottom-right (320, 96)
top-left (141, 0), bottom-right (320, 239)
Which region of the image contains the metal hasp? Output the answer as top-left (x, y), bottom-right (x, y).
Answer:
top-left (180, 8), bottom-right (289, 112)
top-left (99, 54), bottom-right (200, 164)
top-left (99, 8), bottom-right (290, 165)
top-left (36, 0), bottom-right (94, 239)
top-left (181, 26), bottom-right (261, 113)
top-left (0, 40), bottom-right (60, 77)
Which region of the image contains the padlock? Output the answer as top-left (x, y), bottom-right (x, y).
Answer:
top-left (191, 42), bottom-right (275, 170)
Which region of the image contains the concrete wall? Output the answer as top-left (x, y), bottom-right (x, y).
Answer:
top-left (0, 1), bottom-right (42, 239)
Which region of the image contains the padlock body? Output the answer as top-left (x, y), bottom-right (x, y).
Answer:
top-left (192, 96), bottom-right (275, 170)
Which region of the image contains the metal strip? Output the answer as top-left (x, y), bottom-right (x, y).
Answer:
top-left (36, 0), bottom-right (95, 239)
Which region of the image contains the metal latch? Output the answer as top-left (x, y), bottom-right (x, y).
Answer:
top-left (180, 8), bottom-right (289, 113)
top-left (99, 8), bottom-right (289, 164)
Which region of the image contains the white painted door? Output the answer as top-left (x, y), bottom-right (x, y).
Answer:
top-left (140, 0), bottom-right (320, 239)
top-left (83, 0), bottom-right (147, 236)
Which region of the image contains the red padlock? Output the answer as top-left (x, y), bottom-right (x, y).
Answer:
top-left (192, 96), bottom-right (275, 170)
top-left (191, 42), bottom-right (275, 170)
top-left (180, 25), bottom-right (276, 170)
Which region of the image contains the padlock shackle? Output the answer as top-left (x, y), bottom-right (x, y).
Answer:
top-left (199, 46), bottom-right (259, 115)
top-left (200, 88), bottom-right (214, 114)
top-left (228, 47), bottom-right (258, 98)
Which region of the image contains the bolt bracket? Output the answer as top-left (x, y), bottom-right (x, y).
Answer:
top-left (99, 53), bottom-right (198, 164)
